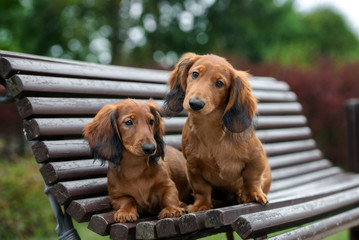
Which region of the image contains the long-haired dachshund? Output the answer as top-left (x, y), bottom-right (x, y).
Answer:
top-left (83, 99), bottom-right (190, 222)
top-left (164, 53), bottom-right (272, 212)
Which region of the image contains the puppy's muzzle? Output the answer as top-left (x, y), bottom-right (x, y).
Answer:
top-left (189, 98), bottom-right (205, 111)
top-left (142, 143), bottom-right (156, 155)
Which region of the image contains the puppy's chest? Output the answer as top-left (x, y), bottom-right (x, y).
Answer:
top-left (126, 177), bottom-right (161, 211)
top-left (196, 140), bottom-right (246, 183)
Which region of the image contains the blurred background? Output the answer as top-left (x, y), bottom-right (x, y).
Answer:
top-left (1, 0), bottom-right (359, 239)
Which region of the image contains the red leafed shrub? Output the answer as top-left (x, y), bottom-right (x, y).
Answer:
top-left (238, 58), bottom-right (359, 167)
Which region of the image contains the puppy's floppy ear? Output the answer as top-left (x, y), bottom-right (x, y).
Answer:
top-left (223, 70), bottom-right (257, 133)
top-left (83, 103), bottom-right (123, 167)
top-left (148, 100), bottom-right (165, 163)
top-left (163, 53), bottom-right (200, 114)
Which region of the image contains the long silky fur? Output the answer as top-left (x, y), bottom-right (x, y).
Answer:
top-left (91, 112), bottom-right (123, 168)
top-left (149, 106), bottom-right (165, 164)
top-left (222, 78), bottom-right (254, 134)
top-left (149, 133), bottom-right (165, 164)
top-left (163, 58), bottom-right (191, 116)
top-left (163, 87), bottom-right (185, 116)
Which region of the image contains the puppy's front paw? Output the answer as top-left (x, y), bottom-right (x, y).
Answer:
top-left (113, 208), bottom-right (139, 223)
top-left (187, 204), bottom-right (212, 213)
top-left (239, 190), bottom-right (269, 205)
top-left (158, 206), bottom-right (186, 219)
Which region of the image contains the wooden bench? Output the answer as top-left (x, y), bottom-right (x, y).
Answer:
top-left (1, 50), bottom-right (359, 240)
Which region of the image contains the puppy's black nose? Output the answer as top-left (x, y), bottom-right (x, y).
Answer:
top-left (189, 98), bottom-right (205, 111)
top-left (142, 143), bottom-right (156, 155)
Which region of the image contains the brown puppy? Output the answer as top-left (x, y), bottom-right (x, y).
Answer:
top-left (83, 99), bottom-right (190, 222)
top-left (164, 53), bottom-right (272, 213)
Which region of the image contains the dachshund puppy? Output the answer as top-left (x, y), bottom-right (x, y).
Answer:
top-left (83, 99), bottom-right (190, 222)
top-left (164, 53), bottom-right (272, 213)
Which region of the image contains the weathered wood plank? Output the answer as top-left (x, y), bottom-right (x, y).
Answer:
top-left (178, 212), bottom-right (206, 235)
top-left (66, 196), bottom-right (111, 223)
top-left (31, 136), bottom-right (181, 163)
top-left (268, 173), bottom-right (359, 201)
top-left (24, 117), bottom-right (187, 140)
top-left (268, 207), bottom-right (359, 240)
top-left (256, 127), bottom-right (311, 143)
top-left (40, 159), bottom-right (107, 185)
top-left (271, 159), bottom-right (332, 180)
top-left (32, 140), bottom-right (91, 163)
top-left (264, 139), bottom-right (316, 157)
top-left (8, 74), bottom-right (168, 98)
top-left (17, 97), bottom-right (303, 118)
top-left (31, 129), bottom-right (313, 163)
top-left (268, 149), bottom-right (323, 169)
top-left (135, 220), bottom-right (158, 239)
top-left (110, 222), bottom-right (137, 240)
top-left (88, 212), bottom-right (114, 236)
top-left (155, 218), bottom-right (180, 239)
top-left (0, 56), bottom-right (170, 83)
top-left (23, 115), bottom-right (307, 140)
top-left (204, 174), bottom-right (359, 229)
top-left (270, 167), bottom-right (342, 192)
top-left (232, 187), bottom-right (359, 239)
top-left (7, 74), bottom-right (290, 98)
top-left (50, 177), bottom-right (107, 205)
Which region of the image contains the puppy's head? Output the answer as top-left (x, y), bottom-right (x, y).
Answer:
top-left (83, 99), bottom-right (165, 167)
top-left (164, 53), bottom-right (257, 133)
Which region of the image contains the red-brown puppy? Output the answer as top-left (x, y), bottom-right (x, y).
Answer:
top-left (164, 53), bottom-right (271, 212)
top-left (83, 99), bottom-right (190, 222)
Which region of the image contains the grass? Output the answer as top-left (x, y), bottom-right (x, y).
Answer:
top-left (0, 155), bottom-right (350, 239)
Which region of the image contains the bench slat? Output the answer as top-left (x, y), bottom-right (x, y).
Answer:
top-left (232, 186), bottom-right (359, 239)
top-left (23, 115), bottom-right (307, 140)
top-left (256, 127), bottom-right (311, 143)
top-left (24, 117), bottom-right (187, 140)
top-left (205, 175), bottom-right (359, 229)
top-left (31, 128), bottom-right (312, 163)
top-left (87, 212), bottom-right (114, 236)
top-left (269, 207), bottom-right (359, 240)
top-left (268, 173), bottom-right (357, 201)
top-left (269, 149), bottom-right (323, 169)
top-left (17, 97), bottom-right (303, 118)
top-left (88, 212), bottom-right (156, 237)
top-left (270, 167), bottom-right (342, 192)
top-left (32, 136), bottom-right (181, 163)
top-left (50, 177), bottom-right (107, 205)
top-left (1, 51), bottom-right (287, 88)
top-left (40, 159), bottom-right (107, 185)
top-left (66, 196), bottom-right (111, 223)
top-left (7, 74), bottom-right (290, 98)
top-left (271, 159), bottom-right (331, 180)
top-left (0, 57), bottom-right (170, 83)
top-left (8, 74), bottom-right (168, 98)
top-left (110, 222), bottom-right (137, 240)
top-left (264, 139), bottom-right (315, 157)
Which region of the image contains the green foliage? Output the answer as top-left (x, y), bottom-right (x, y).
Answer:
top-left (0, 156), bottom-right (57, 239)
top-left (1, 0), bottom-right (358, 67)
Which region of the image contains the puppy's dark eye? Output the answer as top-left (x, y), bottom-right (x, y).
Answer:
top-left (216, 80), bottom-right (224, 88)
top-left (192, 72), bottom-right (199, 79)
top-left (124, 120), bottom-right (133, 126)
top-left (149, 119), bottom-right (154, 126)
